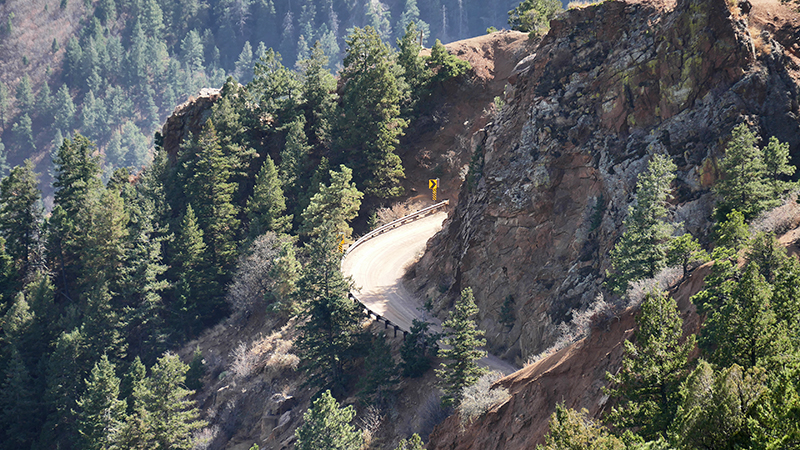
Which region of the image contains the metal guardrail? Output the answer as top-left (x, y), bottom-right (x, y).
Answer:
top-left (343, 200), bottom-right (450, 338)
top-left (344, 200), bottom-right (450, 257)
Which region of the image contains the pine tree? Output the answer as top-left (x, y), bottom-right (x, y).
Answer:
top-left (181, 120), bottom-right (239, 275)
top-left (171, 204), bottom-right (210, 335)
top-left (250, 49), bottom-right (302, 122)
top-left (184, 346), bottom-right (205, 391)
top-left (246, 155), bottom-right (291, 237)
top-left (428, 39), bottom-right (471, 81)
top-left (396, 0), bottom-right (430, 44)
top-left (180, 29), bottom-right (205, 73)
top-left (508, 0), bottom-right (563, 35)
top-left (76, 355), bottom-right (127, 450)
top-left (11, 113), bottom-right (34, 150)
top-left (763, 135), bottom-right (796, 197)
top-left (279, 116), bottom-right (311, 202)
top-left (0, 347), bottom-right (37, 449)
top-left (15, 75), bottom-right (34, 116)
top-left (605, 290), bottom-right (695, 439)
top-left (294, 231), bottom-right (364, 395)
top-left (42, 328), bottom-right (87, 449)
top-left (0, 82), bottom-right (9, 127)
top-left (77, 188), bottom-right (130, 292)
top-left (338, 26), bottom-right (407, 198)
top-left (397, 21), bottom-right (431, 95)
top-left (400, 319), bottom-right (438, 378)
top-left (54, 84), bottom-right (77, 134)
top-left (298, 42), bottom-right (337, 149)
top-left (357, 333), bottom-right (399, 406)
top-left (609, 153), bottom-right (676, 293)
top-left (395, 433), bottom-right (425, 450)
top-left (702, 262), bottom-right (789, 369)
top-left (666, 232), bottom-right (708, 278)
top-left (537, 404), bottom-right (626, 450)
top-left (295, 390), bottom-right (363, 450)
top-left (437, 287), bottom-right (488, 407)
top-left (234, 41), bottom-right (254, 83)
top-left (673, 361), bottom-right (767, 449)
top-left (300, 164), bottom-right (363, 239)
top-left (714, 124), bottom-right (773, 220)
top-left (0, 160), bottom-right (42, 276)
top-left (36, 82), bottom-right (53, 118)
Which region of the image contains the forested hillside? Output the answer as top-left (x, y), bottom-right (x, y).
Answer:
top-left (0, 0), bottom-right (523, 199)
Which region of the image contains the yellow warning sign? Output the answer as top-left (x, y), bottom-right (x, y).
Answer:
top-left (429, 179), bottom-right (438, 190)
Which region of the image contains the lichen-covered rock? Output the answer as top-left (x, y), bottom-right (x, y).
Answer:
top-left (409, 0), bottom-right (800, 365)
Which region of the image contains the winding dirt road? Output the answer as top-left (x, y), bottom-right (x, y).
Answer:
top-left (342, 211), bottom-right (519, 375)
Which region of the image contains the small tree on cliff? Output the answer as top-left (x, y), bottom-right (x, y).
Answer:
top-left (609, 153), bottom-right (676, 294)
top-left (437, 287), bottom-right (488, 407)
top-left (295, 390), bottom-right (363, 450)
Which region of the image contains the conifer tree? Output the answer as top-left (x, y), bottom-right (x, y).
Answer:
top-left (11, 114), bottom-right (34, 150)
top-left (396, 0), bottom-right (430, 44)
top-left (357, 333), bottom-right (399, 406)
top-left (0, 347), bottom-right (37, 450)
top-left (298, 42), bottom-right (337, 149)
top-left (295, 390), bottom-right (363, 450)
top-left (15, 75), bottom-right (34, 116)
top-left (279, 116), bottom-right (311, 202)
top-left (77, 188), bottom-right (130, 292)
top-left (763, 135), bottom-right (796, 197)
top-left (701, 262), bottom-right (788, 369)
top-left (714, 124), bottom-right (776, 220)
top-left (605, 290), bottom-right (695, 439)
top-left (36, 82), bottom-right (53, 118)
top-left (400, 318), bottom-right (438, 378)
top-left (666, 232), bottom-right (708, 278)
top-left (181, 120), bottom-right (239, 276)
top-left (0, 82), bottom-right (9, 127)
top-left (246, 155), bottom-right (291, 237)
top-left (171, 204), bottom-right (211, 334)
top-left (250, 49), bottom-right (302, 122)
top-left (42, 328), bottom-right (87, 449)
top-left (235, 41), bottom-right (255, 83)
top-left (300, 164), bottom-right (363, 239)
top-left (395, 433), bottom-right (425, 450)
top-left (76, 355), bottom-right (127, 450)
top-left (397, 22), bottom-right (431, 96)
top-left (180, 29), bottom-right (205, 73)
top-left (339, 26), bottom-right (407, 198)
top-left (537, 404), bottom-right (626, 450)
top-left (294, 231), bottom-right (363, 395)
top-left (609, 153), bottom-right (676, 293)
top-left (437, 287), bottom-right (488, 407)
top-left (0, 160), bottom-right (42, 276)
top-left (54, 84), bottom-right (77, 134)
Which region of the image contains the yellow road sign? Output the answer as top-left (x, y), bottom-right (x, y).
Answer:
top-left (429, 179), bottom-right (438, 190)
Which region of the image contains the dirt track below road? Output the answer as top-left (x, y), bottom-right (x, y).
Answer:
top-left (342, 212), bottom-right (518, 375)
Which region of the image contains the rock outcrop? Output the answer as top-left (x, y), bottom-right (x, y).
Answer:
top-left (160, 88), bottom-right (221, 159)
top-left (409, 0), bottom-right (800, 364)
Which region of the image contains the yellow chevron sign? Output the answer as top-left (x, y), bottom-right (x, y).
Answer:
top-left (428, 179), bottom-right (438, 190)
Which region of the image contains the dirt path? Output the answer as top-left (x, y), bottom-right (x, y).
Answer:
top-left (342, 212), bottom-right (519, 375)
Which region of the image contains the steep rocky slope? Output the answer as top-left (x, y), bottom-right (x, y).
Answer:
top-left (409, 0), bottom-right (800, 364)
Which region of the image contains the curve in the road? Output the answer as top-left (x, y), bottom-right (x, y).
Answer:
top-left (341, 209), bottom-right (519, 375)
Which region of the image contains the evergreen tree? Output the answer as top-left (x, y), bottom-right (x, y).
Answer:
top-left (36, 82), bottom-right (53, 118)
top-left (300, 164), bottom-right (363, 239)
top-left (246, 155), bottom-right (291, 237)
top-left (396, 0), bottom-right (430, 44)
top-left (537, 404), bottom-right (626, 450)
top-left (437, 287), bottom-right (488, 407)
top-left (76, 355), bottom-right (127, 450)
top-left (702, 262), bottom-right (788, 369)
top-left (42, 328), bottom-right (87, 449)
top-left (508, 0), bottom-right (563, 35)
top-left (0, 82), bottom-right (9, 127)
top-left (665, 232), bottom-right (708, 278)
top-left (0, 160), bottom-right (42, 276)
top-left (673, 361), bottom-right (767, 449)
top-left (714, 124), bottom-right (774, 220)
top-left (298, 42), bottom-right (337, 149)
top-left (249, 49), bottom-right (302, 123)
top-left (763, 135), bottom-right (796, 197)
top-left (357, 333), bottom-right (399, 406)
top-left (397, 22), bottom-right (431, 97)
top-left (180, 29), bottom-right (205, 73)
top-left (184, 346), bottom-right (205, 391)
top-left (400, 319), bottom-right (438, 378)
top-left (97, 0), bottom-right (117, 24)
top-left (235, 41), bottom-right (255, 83)
top-left (15, 75), bottom-right (34, 116)
top-left (81, 90), bottom-right (108, 140)
top-left (0, 347), bottom-right (37, 450)
top-left (428, 39), bottom-right (471, 82)
top-left (338, 26), bottom-right (407, 198)
top-left (605, 290), bottom-right (695, 439)
top-left (54, 84), bottom-right (77, 134)
top-left (11, 113), bottom-right (34, 150)
top-left (609, 154), bottom-right (676, 293)
top-left (171, 204), bottom-right (211, 335)
top-left (295, 390), bottom-right (363, 450)
top-left (395, 433), bottom-right (425, 450)
top-left (181, 120), bottom-right (239, 277)
top-left (294, 231), bottom-right (364, 395)
top-left (279, 116), bottom-right (312, 203)
top-left (141, 0), bottom-right (165, 40)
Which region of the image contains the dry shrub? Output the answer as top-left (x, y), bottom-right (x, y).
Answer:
top-left (419, 390), bottom-right (451, 440)
top-left (567, 0), bottom-right (603, 9)
top-left (373, 199), bottom-right (428, 227)
top-left (359, 405), bottom-right (384, 446)
top-left (751, 193), bottom-right (800, 235)
top-left (457, 371), bottom-right (510, 425)
top-left (750, 27), bottom-right (771, 55)
top-left (624, 266), bottom-right (682, 309)
top-left (229, 342), bottom-right (259, 380)
top-left (192, 425), bottom-right (219, 450)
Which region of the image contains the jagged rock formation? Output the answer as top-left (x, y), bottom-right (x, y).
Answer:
top-left (410, 0), bottom-right (800, 365)
top-left (159, 88), bottom-right (221, 159)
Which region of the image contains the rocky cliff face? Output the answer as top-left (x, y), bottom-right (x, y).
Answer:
top-left (409, 0), bottom-right (800, 364)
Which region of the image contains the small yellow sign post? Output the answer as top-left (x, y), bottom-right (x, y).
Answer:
top-left (429, 178), bottom-right (439, 202)
top-left (338, 234), bottom-right (346, 253)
